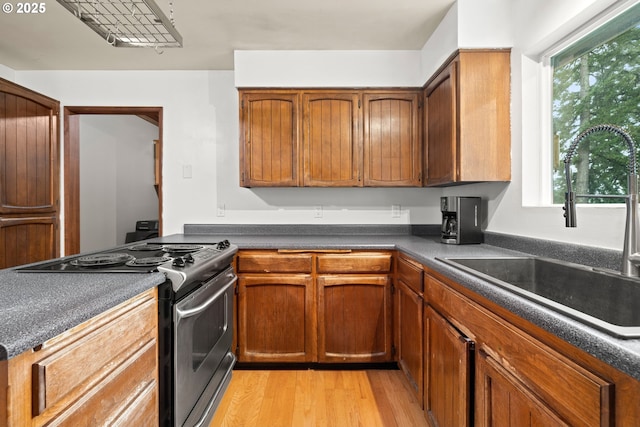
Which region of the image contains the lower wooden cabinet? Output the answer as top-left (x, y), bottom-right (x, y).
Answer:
top-left (395, 254), bottom-right (424, 402)
top-left (237, 274), bottom-right (316, 362)
top-left (1, 289), bottom-right (158, 427)
top-left (475, 348), bottom-right (569, 427)
top-left (423, 305), bottom-right (473, 427)
top-left (424, 271), bottom-right (620, 427)
top-left (235, 250), bottom-right (393, 363)
top-left (317, 274), bottom-right (392, 362)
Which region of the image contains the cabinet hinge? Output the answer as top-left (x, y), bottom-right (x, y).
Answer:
top-left (241, 100), bottom-right (244, 109)
top-left (358, 99), bottom-right (361, 109)
top-left (391, 345), bottom-right (396, 356)
top-left (390, 284), bottom-right (395, 294)
top-left (235, 284), bottom-right (239, 295)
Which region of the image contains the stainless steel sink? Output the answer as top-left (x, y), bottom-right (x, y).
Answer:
top-left (437, 256), bottom-right (640, 338)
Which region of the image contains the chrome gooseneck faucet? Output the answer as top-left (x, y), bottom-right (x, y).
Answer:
top-left (563, 124), bottom-right (639, 276)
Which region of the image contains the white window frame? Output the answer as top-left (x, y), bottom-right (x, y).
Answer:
top-left (524, 0), bottom-right (639, 207)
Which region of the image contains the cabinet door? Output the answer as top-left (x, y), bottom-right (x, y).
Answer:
top-left (475, 349), bottom-right (569, 427)
top-left (240, 91), bottom-right (299, 187)
top-left (238, 274), bottom-right (316, 362)
top-left (302, 92), bottom-right (361, 186)
top-left (425, 61), bottom-right (457, 186)
top-left (0, 215), bottom-right (57, 268)
top-left (424, 306), bottom-right (473, 427)
top-left (396, 280), bottom-right (423, 402)
top-left (318, 274), bottom-right (391, 362)
top-left (363, 92), bottom-right (421, 186)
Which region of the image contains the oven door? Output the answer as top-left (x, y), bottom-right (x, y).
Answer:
top-left (174, 266), bottom-right (236, 427)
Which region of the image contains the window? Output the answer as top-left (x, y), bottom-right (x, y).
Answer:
top-left (551, 3), bottom-right (640, 204)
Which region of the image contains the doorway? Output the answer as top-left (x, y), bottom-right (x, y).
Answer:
top-left (64, 106), bottom-right (163, 256)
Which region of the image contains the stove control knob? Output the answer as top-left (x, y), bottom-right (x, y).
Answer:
top-left (217, 240), bottom-right (230, 250)
top-left (173, 257), bottom-right (186, 267)
top-left (184, 253), bottom-right (195, 263)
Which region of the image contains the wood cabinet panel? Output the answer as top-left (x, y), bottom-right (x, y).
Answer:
top-left (426, 273), bottom-right (612, 427)
top-left (476, 349), bottom-right (569, 427)
top-left (302, 92), bottom-right (361, 186)
top-left (2, 289), bottom-right (158, 427)
top-left (363, 92), bottom-right (421, 186)
top-left (0, 85), bottom-right (59, 214)
top-left (396, 280), bottom-right (423, 402)
top-left (397, 254), bottom-right (423, 294)
top-left (31, 295), bottom-right (157, 415)
top-left (425, 63), bottom-right (456, 185)
top-left (0, 216), bottom-right (57, 268)
top-left (317, 274), bottom-right (392, 362)
top-left (423, 305), bottom-right (473, 427)
top-left (42, 340), bottom-right (158, 427)
top-left (316, 252), bottom-right (392, 273)
top-left (424, 50), bottom-right (511, 186)
top-left (0, 78), bottom-right (60, 268)
top-left (237, 251), bottom-right (313, 273)
top-left (240, 91), bottom-right (300, 187)
top-left (238, 274), bottom-right (316, 362)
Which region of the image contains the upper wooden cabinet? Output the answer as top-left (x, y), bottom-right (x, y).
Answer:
top-left (424, 49), bottom-right (511, 186)
top-left (239, 88), bottom-right (422, 187)
top-left (363, 92), bottom-right (422, 186)
top-left (303, 92), bottom-right (361, 186)
top-left (239, 91), bottom-right (300, 187)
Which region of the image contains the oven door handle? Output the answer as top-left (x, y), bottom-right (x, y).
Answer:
top-left (176, 275), bottom-right (237, 319)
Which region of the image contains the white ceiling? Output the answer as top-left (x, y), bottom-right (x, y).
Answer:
top-left (0, 0), bottom-right (454, 70)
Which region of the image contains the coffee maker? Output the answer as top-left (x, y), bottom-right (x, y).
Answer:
top-left (441, 196), bottom-right (482, 244)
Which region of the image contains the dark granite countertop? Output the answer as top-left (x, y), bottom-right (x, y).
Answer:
top-left (2, 224), bottom-right (639, 384)
top-left (0, 268), bottom-right (166, 360)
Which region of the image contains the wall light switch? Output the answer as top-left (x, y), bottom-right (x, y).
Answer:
top-left (314, 206), bottom-right (323, 218)
top-left (217, 204), bottom-right (225, 217)
top-left (183, 164), bottom-right (193, 179)
top-left (392, 204), bottom-right (401, 218)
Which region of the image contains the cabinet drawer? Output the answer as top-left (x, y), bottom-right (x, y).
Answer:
top-left (426, 274), bottom-right (612, 427)
top-left (32, 294), bottom-right (157, 416)
top-left (42, 340), bottom-right (157, 426)
top-left (316, 252), bottom-right (392, 273)
top-left (237, 252), bottom-right (313, 273)
top-left (397, 255), bottom-right (423, 294)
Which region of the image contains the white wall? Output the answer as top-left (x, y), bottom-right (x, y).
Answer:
top-left (79, 115), bottom-right (159, 252)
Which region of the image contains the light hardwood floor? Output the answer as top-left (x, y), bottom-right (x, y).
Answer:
top-left (210, 369), bottom-right (429, 427)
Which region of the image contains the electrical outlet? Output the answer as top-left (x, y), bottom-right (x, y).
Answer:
top-left (217, 204), bottom-right (225, 217)
top-left (314, 206), bottom-right (323, 218)
top-left (392, 205), bottom-right (401, 218)
top-left (182, 164), bottom-right (193, 179)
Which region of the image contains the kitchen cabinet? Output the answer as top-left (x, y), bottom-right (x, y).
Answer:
top-left (317, 251), bottom-right (392, 362)
top-left (302, 91), bottom-right (361, 186)
top-left (424, 49), bottom-right (511, 186)
top-left (424, 270), bottom-right (616, 427)
top-left (235, 250), bottom-right (393, 363)
top-left (239, 91), bottom-right (300, 187)
top-left (236, 251), bottom-right (315, 362)
top-left (239, 88), bottom-right (422, 187)
top-left (423, 305), bottom-right (473, 427)
top-left (475, 348), bottom-right (569, 427)
top-left (394, 254), bottom-right (424, 402)
top-left (1, 288), bottom-right (158, 426)
top-left (0, 78), bottom-right (59, 268)
top-left (363, 92), bottom-right (422, 186)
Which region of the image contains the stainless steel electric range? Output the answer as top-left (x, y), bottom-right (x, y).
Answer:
top-left (18, 240), bottom-right (239, 427)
